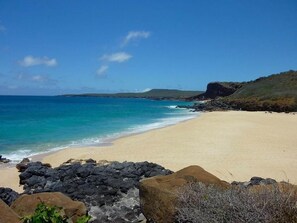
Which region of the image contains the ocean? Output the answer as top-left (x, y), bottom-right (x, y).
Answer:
top-left (0, 96), bottom-right (197, 162)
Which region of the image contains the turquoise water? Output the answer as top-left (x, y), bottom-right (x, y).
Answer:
top-left (0, 96), bottom-right (196, 162)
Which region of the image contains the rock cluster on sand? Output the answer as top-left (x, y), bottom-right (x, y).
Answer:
top-left (1, 161), bottom-right (287, 223)
top-left (178, 99), bottom-right (235, 111)
top-left (0, 187), bottom-right (20, 206)
top-left (232, 176), bottom-right (278, 187)
top-left (18, 160), bottom-right (172, 223)
top-left (0, 155), bottom-right (11, 163)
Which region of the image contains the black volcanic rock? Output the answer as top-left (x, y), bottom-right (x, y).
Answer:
top-left (178, 99), bottom-right (236, 112)
top-left (19, 161), bottom-right (173, 222)
top-left (0, 187), bottom-right (19, 206)
top-left (231, 177), bottom-right (277, 187)
top-left (0, 155), bottom-right (11, 164)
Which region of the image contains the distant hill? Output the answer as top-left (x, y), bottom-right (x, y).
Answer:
top-left (219, 70), bottom-right (297, 112)
top-left (63, 89), bottom-right (203, 100)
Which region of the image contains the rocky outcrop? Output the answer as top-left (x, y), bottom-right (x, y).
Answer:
top-left (139, 165), bottom-right (229, 223)
top-left (232, 176), bottom-right (278, 188)
top-left (0, 155), bottom-right (11, 164)
top-left (16, 157), bottom-right (31, 172)
top-left (0, 187), bottom-right (20, 206)
top-left (190, 99), bottom-right (235, 111)
top-left (11, 192), bottom-right (87, 222)
top-left (192, 82), bottom-right (244, 100)
top-left (19, 161), bottom-right (172, 222)
top-left (0, 199), bottom-right (21, 223)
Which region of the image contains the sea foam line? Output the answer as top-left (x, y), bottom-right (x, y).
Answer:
top-left (3, 107), bottom-right (198, 163)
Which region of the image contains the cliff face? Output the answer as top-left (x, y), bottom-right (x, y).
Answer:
top-left (188, 70), bottom-right (297, 112)
top-left (192, 82), bottom-right (245, 100)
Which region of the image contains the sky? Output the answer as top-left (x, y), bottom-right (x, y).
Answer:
top-left (0, 0), bottom-right (297, 95)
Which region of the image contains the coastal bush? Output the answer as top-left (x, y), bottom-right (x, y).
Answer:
top-left (22, 202), bottom-right (91, 223)
top-left (222, 70), bottom-right (297, 112)
top-left (176, 182), bottom-right (297, 223)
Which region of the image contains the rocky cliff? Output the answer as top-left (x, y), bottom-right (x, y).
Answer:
top-left (190, 82), bottom-right (245, 100)
top-left (187, 70), bottom-right (297, 112)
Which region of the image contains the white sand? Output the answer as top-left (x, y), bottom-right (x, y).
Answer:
top-left (1, 111), bottom-right (297, 192)
top-left (43, 111), bottom-right (297, 183)
top-left (0, 167), bottom-right (23, 193)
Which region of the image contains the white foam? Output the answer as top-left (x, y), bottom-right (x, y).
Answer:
top-left (3, 105), bottom-right (198, 163)
top-left (126, 112), bottom-right (198, 135)
top-left (166, 105), bottom-right (178, 109)
top-left (166, 105), bottom-right (189, 110)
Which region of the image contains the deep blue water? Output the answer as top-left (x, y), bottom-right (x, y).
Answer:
top-left (0, 96), bottom-right (196, 162)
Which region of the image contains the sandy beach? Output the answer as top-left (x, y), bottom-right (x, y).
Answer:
top-left (1, 111), bottom-right (297, 192)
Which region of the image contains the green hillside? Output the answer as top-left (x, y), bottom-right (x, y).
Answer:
top-left (223, 70), bottom-right (297, 112)
top-left (64, 89), bottom-right (203, 100)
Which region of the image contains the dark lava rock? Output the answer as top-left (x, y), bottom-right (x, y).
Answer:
top-left (19, 161), bottom-right (173, 222)
top-left (250, 176), bottom-right (264, 185)
top-left (231, 176), bottom-right (278, 188)
top-left (85, 158), bottom-right (96, 164)
top-left (0, 187), bottom-right (20, 206)
top-left (178, 99), bottom-right (236, 112)
top-left (0, 155), bottom-right (11, 164)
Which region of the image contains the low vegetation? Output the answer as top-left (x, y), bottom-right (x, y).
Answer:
top-left (63, 89), bottom-right (203, 100)
top-left (22, 203), bottom-right (91, 223)
top-left (176, 182), bottom-right (297, 223)
top-left (223, 70), bottom-right (297, 112)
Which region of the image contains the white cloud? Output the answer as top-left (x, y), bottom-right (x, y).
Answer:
top-left (17, 73), bottom-right (57, 85)
top-left (19, 56), bottom-right (57, 67)
top-left (122, 31), bottom-right (151, 46)
top-left (96, 65), bottom-right (109, 76)
top-left (100, 52), bottom-right (132, 63)
top-left (31, 75), bottom-right (45, 82)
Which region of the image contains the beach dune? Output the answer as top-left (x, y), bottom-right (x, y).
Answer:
top-left (1, 111), bottom-right (297, 192)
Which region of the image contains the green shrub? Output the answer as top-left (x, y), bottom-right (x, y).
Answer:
top-left (22, 202), bottom-right (91, 223)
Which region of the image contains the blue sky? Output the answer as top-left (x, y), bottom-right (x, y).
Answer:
top-left (0, 0), bottom-right (297, 95)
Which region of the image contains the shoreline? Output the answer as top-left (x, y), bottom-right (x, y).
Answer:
top-left (1, 107), bottom-right (197, 164)
top-left (42, 111), bottom-right (297, 182)
top-left (0, 111), bottom-right (198, 193)
top-left (31, 111), bottom-right (198, 163)
top-left (1, 111), bottom-right (297, 193)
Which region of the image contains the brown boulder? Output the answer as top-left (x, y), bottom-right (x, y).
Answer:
top-left (0, 199), bottom-right (21, 223)
top-left (16, 158), bottom-right (30, 172)
top-left (11, 192), bottom-right (87, 222)
top-left (139, 165), bottom-right (230, 223)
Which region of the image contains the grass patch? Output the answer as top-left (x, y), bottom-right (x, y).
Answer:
top-left (176, 182), bottom-right (297, 223)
